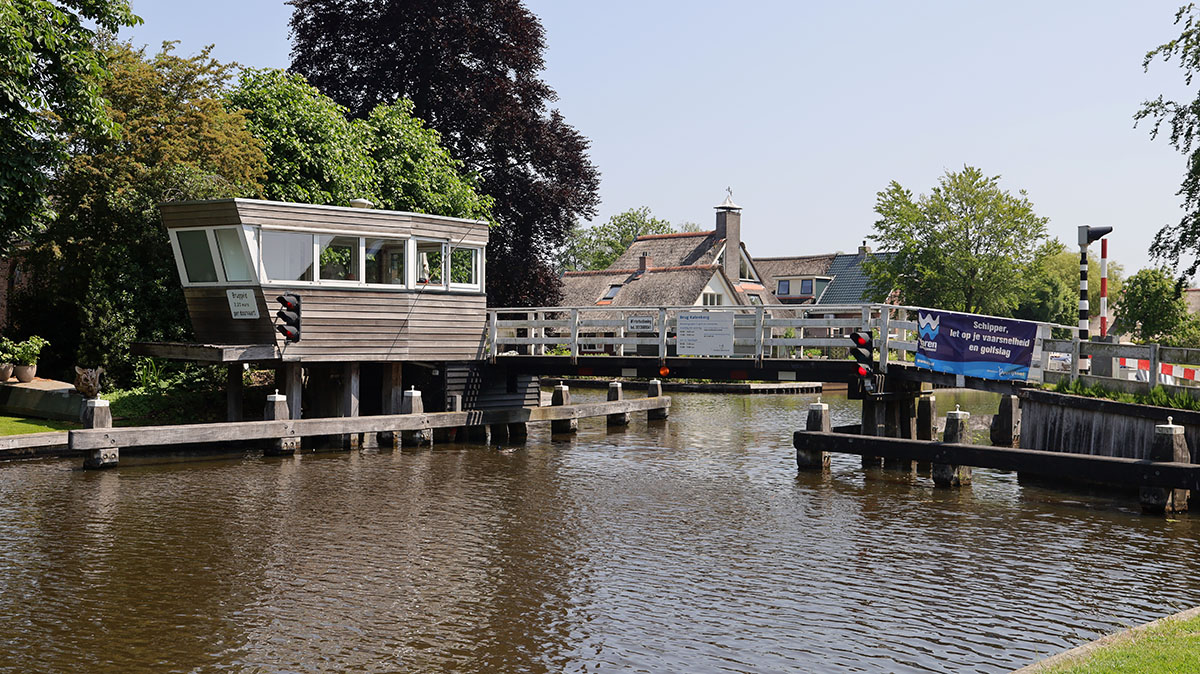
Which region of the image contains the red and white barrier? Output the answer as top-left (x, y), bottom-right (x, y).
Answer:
top-left (1118, 358), bottom-right (1200, 382)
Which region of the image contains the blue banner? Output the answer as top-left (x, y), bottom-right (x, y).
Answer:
top-left (914, 310), bottom-right (1037, 382)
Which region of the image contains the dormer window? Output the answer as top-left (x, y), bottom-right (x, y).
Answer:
top-left (601, 285), bottom-right (621, 301)
top-left (800, 278), bottom-right (813, 295)
top-left (778, 279), bottom-right (790, 295)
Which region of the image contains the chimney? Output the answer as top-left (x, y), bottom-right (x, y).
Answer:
top-left (714, 192), bottom-right (742, 282)
top-left (858, 240), bottom-right (871, 255)
top-left (639, 252), bottom-right (652, 273)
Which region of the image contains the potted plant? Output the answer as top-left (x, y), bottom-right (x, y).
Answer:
top-left (0, 337), bottom-right (14, 383)
top-left (12, 336), bottom-right (49, 383)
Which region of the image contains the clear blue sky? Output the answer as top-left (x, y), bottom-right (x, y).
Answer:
top-left (124, 1), bottom-right (1195, 275)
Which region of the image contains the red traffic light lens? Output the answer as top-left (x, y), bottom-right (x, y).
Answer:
top-left (857, 365), bottom-right (869, 376)
top-left (854, 336), bottom-right (867, 346)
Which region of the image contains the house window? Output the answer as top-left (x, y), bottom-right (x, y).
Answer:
top-left (778, 279), bottom-right (790, 295)
top-left (702, 292), bottom-right (722, 306)
top-left (417, 241), bottom-right (446, 285)
top-left (176, 230), bottom-right (218, 283)
top-left (602, 285), bottom-right (621, 301)
top-left (319, 235), bottom-right (360, 281)
top-left (365, 238), bottom-right (406, 286)
top-left (450, 247), bottom-right (479, 287)
top-left (213, 228), bottom-right (252, 282)
top-left (748, 293), bottom-right (763, 305)
top-left (262, 231), bottom-right (314, 282)
top-left (800, 279), bottom-right (814, 295)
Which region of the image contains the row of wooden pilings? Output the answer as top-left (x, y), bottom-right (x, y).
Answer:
top-left (80, 380), bottom-right (670, 468)
top-left (795, 392), bottom-right (1190, 515)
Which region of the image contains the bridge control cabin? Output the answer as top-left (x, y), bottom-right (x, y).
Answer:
top-left (137, 198), bottom-right (538, 423)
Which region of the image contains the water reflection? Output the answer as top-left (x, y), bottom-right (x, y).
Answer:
top-left (0, 389), bottom-right (1197, 673)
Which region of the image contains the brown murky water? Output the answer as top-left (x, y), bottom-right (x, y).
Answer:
top-left (2, 389), bottom-right (1199, 673)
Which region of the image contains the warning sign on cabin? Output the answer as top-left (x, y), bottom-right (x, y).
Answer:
top-left (226, 289), bottom-right (260, 320)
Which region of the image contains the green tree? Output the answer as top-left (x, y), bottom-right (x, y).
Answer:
top-left (558, 207), bottom-right (676, 271)
top-left (1139, 4), bottom-right (1200, 277)
top-left (289, 0), bottom-right (601, 307)
top-left (1014, 240), bottom-right (1077, 326)
top-left (863, 166), bottom-right (1051, 315)
top-left (10, 41), bottom-right (268, 384)
top-left (1113, 267), bottom-right (1191, 343)
top-left (0, 0), bottom-right (140, 253)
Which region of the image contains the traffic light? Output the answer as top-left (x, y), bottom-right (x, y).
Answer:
top-left (276, 293), bottom-right (301, 342)
top-left (848, 330), bottom-right (875, 394)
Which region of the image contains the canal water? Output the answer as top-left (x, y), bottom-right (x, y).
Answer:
top-left (2, 389), bottom-right (1199, 673)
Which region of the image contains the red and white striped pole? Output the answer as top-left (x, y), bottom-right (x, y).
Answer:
top-left (1099, 238), bottom-right (1109, 338)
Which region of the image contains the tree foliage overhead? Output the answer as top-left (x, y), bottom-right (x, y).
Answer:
top-left (226, 68), bottom-right (493, 219)
top-left (289, 0), bottom-right (601, 306)
top-left (863, 166), bottom-right (1051, 315)
top-left (11, 41), bottom-right (268, 383)
top-left (1139, 3), bottom-right (1200, 278)
top-left (0, 0), bottom-right (140, 253)
top-left (558, 207), bottom-right (676, 272)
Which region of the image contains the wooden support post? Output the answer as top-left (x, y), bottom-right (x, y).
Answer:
top-left (490, 421), bottom-right (511, 443)
top-left (860, 396), bottom-right (883, 468)
top-left (82, 399), bottom-right (117, 469)
top-left (401, 388), bottom-right (430, 446)
top-left (1140, 418), bottom-right (1190, 514)
top-left (551, 384), bottom-right (577, 434)
top-left (284, 363), bottom-right (303, 420)
top-left (883, 397), bottom-right (915, 473)
top-left (341, 363), bottom-right (361, 450)
top-left (607, 382), bottom-right (630, 427)
top-left (797, 401), bottom-right (831, 469)
top-left (989, 394), bottom-right (1020, 448)
top-left (916, 394), bottom-right (936, 474)
top-left (647, 379), bottom-right (669, 420)
top-left (263, 392), bottom-right (299, 456)
top-left (226, 364), bottom-right (243, 422)
top-left (507, 420), bottom-right (528, 442)
top-left (933, 407), bottom-right (972, 487)
top-left (435, 394), bottom-right (463, 443)
top-left (378, 363), bottom-right (403, 449)
top-left (466, 424), bottom-right (489, 443)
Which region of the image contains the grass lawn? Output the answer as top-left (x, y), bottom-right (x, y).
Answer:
top-left (0, 415), bottom-right (79, 435)
top-left (1031, 609), bottom-right (1200, 674)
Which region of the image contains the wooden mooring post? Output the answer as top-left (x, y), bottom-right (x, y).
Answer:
top-left (82, 399), bottom-right (117, 469)
top-left (1141, 418), bottom-right (1190, 514)
top-left (263, 392), bottom-right (299, 456)
top-left (797, 400), bottom-right (831, 470)
top-left (647, 379), bottom-right (669, 420)
top-left (607, 382), bottom-right (630, 427)
top-left (551, 384), bottom-right (577, 434)
top-left (933, 406), bottom-right (971, 487)
top-left (401, 388), bottom-right (430, 446)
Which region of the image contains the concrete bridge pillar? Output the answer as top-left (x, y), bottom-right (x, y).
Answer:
top-left (933, 407), bottom-right (972, 488)
top-left (1141, 418), bottom-right (1190, 514)
top-left (797, 401), bottom-right (831, 470)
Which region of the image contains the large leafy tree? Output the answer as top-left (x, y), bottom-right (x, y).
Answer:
top-left (1113, 267), bottom-right (1195, 344)
top-left (558, 207), bottom-right (675, 272)
top-left (1015, 241), bottom-right (1126, 325)
top-left (1139, 3), bottom-right (1200, 277)
top-left (11, 41), bottom-right (268, 383)
top-left (289, 0), bottom-right (601, 306)
top-left (0, 0), bottom-right (140, 253)
top-left (863, 166), bottom-right (1051, 315)
top-left (226, 69), bottom-right (493, 219)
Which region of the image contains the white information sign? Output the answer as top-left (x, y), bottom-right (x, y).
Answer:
top-left (676, 312), bottom-right (734, 356)
top-left (627, 315), bottom-right (655, 333)
top-left (226, 289), bottom-right (260, 320)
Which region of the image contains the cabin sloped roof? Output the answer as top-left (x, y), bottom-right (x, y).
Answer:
top-left (609, 231), bottom-right (722, 269)
top-left (817, 252), bottom-right (895, 304)
top-left (560, 265), bottom-right (723, 311)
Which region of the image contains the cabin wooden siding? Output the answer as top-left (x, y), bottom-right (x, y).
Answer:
top-left (444, 363), bottom-right (541, 411)
top-left (161, 199), bottom-right (489, 362)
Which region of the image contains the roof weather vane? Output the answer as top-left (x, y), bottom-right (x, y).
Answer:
top-left (726, 186), bottom-right (733, 200)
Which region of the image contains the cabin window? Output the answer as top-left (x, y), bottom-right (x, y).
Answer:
top-left (702, 292), bottom-right (722, 306)
top-left (214, 228), bottom-right (253, 282)
top-left (450, 247), bottom-right (479, 286)
top-left (778, 279), bottom-right (790, 295)
top-left (319, 235), bottom-right (360, 281)
top-left (177, 230), bottom-right (218, 283)
top-left (800, 279), bottom-right (813, 295)
top-left (365, 238), bottom-right (407, 286)
top-left (262, 231), bottom-right (314, 282)
top-left (417, 241), bottom-right (446, 285)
